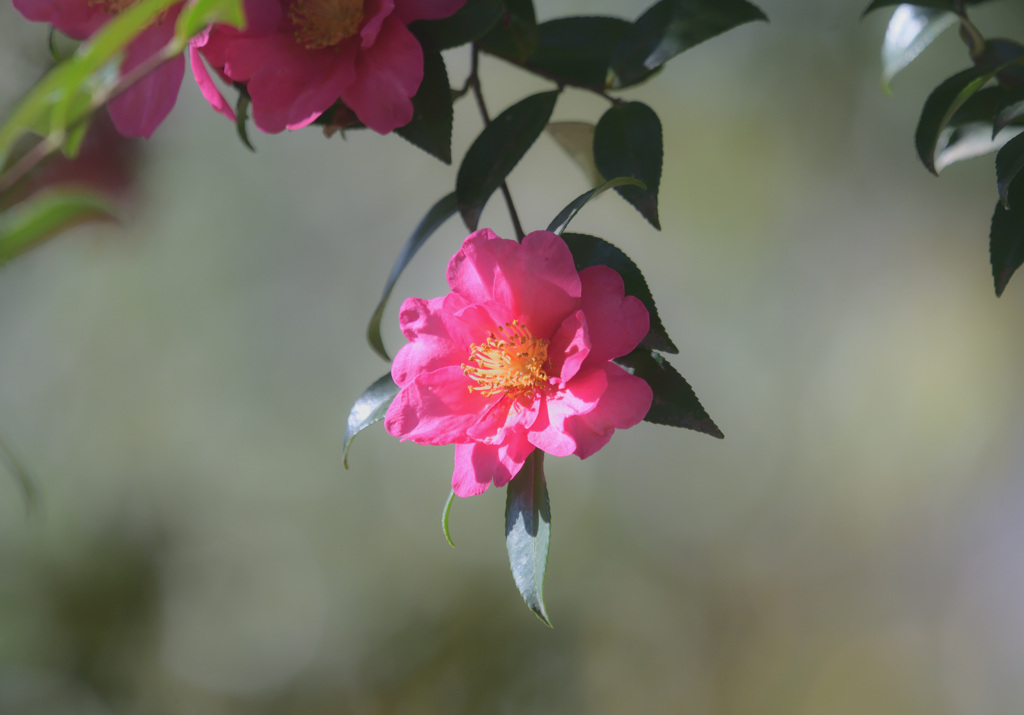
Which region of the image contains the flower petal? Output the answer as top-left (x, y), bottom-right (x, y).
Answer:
top-left (579, 265), bottom-right (650, 365)
top-left (563, 364), bottom-right (653, 459)
top-left (385, 366), bottom-right (498, 445)
top-left (339, 15), bottom-right (423, 134)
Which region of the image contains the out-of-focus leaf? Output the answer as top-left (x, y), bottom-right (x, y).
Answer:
top-left (441, 490), bottom-right (457, 547)
top-left (915, 65), bottom-right (997, 174)
top-left (935, 121), bottom-right (1021, 172)
top-left (864, 0), bottom-right (993, 14)
top-left (615, 348), bottom-right (723, 438)
top-left (593, 102), bottom-right (662, 229)
top-left (456, 90), bottom-right (558, 230)
top-left (608, 0), bottom-right (767, 89)
top-left (412, 0), bottom-right (503, 50)
top-left (343, 373), bottom-right (399, 468)
top-left (546, 177), bottom-right (646, 235)
top-left (174, 0), bottom-right (246, 39)
top-left (996, 131), bottom-right (1024, 208)
top-left (994, 87), bottom-right (1024, 136)
top-left (505, 450), bottom-right (551, 627)
top-left (879, 6), bottom-right (957, 91)
top-left (478, 0), bottom-right (538, 62)
top-left (546, 121), bottom-right (601, 187)
top-left (0, 190), bottom-right (116, 266)
top-left (990, 178), bottom-right (1024, 296)
top-left (396, 45), bottom-right (453, 163)
top-left (524, 17), bottom-right (631, 89)
top-left (367, 192), bottom-right (457, 361)
top-left (561, 232), bottom-right (678, 354)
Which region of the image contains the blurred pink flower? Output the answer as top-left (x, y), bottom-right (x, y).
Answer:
top-left (191, 0), bottom-right (465, 134)
top-left (386, 229), bottom-right (654, 497)
top-left (13, 0), bottom-right (185, 138)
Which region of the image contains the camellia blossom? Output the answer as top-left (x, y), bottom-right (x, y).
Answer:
top-left (13, 0), bottom-right (185, 138)
top-left (385, 229), bottom-right (654, 497)
top-left (191, 0), bottom-right (466, 134)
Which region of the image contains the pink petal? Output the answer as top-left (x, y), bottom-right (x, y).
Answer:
top-left (107, 17), bottom-right (184, 138)
top-left (395, 0), bottom-right (467, 23)
top-left (385, 366), bottom-right (498, 445)
top-left (452, 442), bottom-right (497, 497)
top-left (547, 310), bottom-right (590, 384)
top-left (13, 0), bottom-right (107, 38)
top-left (189, 43), bottom-right (235, 121)
top-left (563, 364), bottom-right (653, 459)
top-left (339, 15), bottom-right (422, 134)
top-left (578, 265), bottom-right (650, 365)
top-left (359, 0), bottom-right (395, 47)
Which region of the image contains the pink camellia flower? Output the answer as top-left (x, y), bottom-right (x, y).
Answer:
top-left (192, 0), bottom-right (466, 134)
top-left (385, 229), bottom-right (654, 497)
top-left (13, 0), bottom-right (186, 138)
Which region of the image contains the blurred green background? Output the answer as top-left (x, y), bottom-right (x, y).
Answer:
top-left (3, 0), bottom-right (1024, 712)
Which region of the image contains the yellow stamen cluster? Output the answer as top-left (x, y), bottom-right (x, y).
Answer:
top-left (462, 320), bottom-right (551, 399)
top-left (289, 0), bottom-right (363, 50)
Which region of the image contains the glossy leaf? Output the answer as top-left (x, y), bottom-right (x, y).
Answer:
top-left (915, 65), bottom-right (997, 174)
top-left (990, 178), bottom-right (1024, 296)
top-left (0, 191), bottom-right (116, 266)
top-left (342, 373), bottom-right (399, 468)
top-left (593, 102), bottom-right (663, 229)
top-left (524, 17), bottom-right (631, 89)
top-left (505, 451), bottom-right (551, 627)
top-left (994, 87), bottom-right (1024, 136)
top-left (546, 177), bottom-right (646, 237)
top-left (456, 90), bottom-right (558, 230)
top-left (396, 45), bottom-right (454, 163)
top-left (615, 349), bottom-right (723, 438)
top-left (996, 132), bottom-right (1024, 208)
top-left (864, 0), bottom-right (993, 14)
top-left (608, 0), bottom-right (767, 89)
top-left (367, 192), bottom-right (457, 361)
top-left (478, 0), bottom-right (538, 62)
top-left (412, 0), bottom-right (504, 50)
top-left (441, 490), bottom-right (457, 547)
top-left (546, 121), bottom-right (601, 187)
top-left (561, 232), bottom-right (678, 354)
top-left (879, 6), bottom-right (957, 91)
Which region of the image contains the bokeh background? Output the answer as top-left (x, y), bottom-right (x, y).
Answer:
top-left (3, 0), bottom-right (1024, 712)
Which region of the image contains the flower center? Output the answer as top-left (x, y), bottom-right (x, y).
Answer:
top-left (289, 0), bottom-right (364, 50)
top-left (462, 320), bottom-right (551, 399)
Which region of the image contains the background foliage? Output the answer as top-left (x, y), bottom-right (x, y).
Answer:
top-left (2, 0), bottom-right (1024, 713)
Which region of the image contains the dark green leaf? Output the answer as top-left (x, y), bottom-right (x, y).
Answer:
top-left (994, 87), bottom-right (1024, 136)
top-left (615, 349), bottom-right (723, 438)
top-left (593, 102), bottom-right (662, 229)
top-left (442, 489), bottom-right (457, 547)
top-left (878, 6), bottom-right (957, 91)
top-left (990, 178), bottom-right (1024, 296)
top-left (343, 373), bottom-right (399, 468)
top-left (396, 45), bottom-right (454, 163)
top-left (410, 0), bottom-right (503, 50)
top-left (456, 90), bottom-right (558, 230)
top-left (863, 0), bottom-right (993, 14)
top-left (505, 450), bottom-right (551, 627)
top-left (562, 232), bottom-right (678, 354)
top-left (0, 190), bottom-right (116, 266)
top-left (524, 17), bottom-right (631, 89)
top-left (546, 177), bottom-right (646, 235)
top-left (367, 192), bottom-right (457, 361)
top-left (915, 65), bottom-right (997, 174)
top-left (478, 0), bottom-right (538, 62)
top-left (996, 132), bottom-right (1024, 208)
top-left (608, 0), bottom-right (767, 89)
